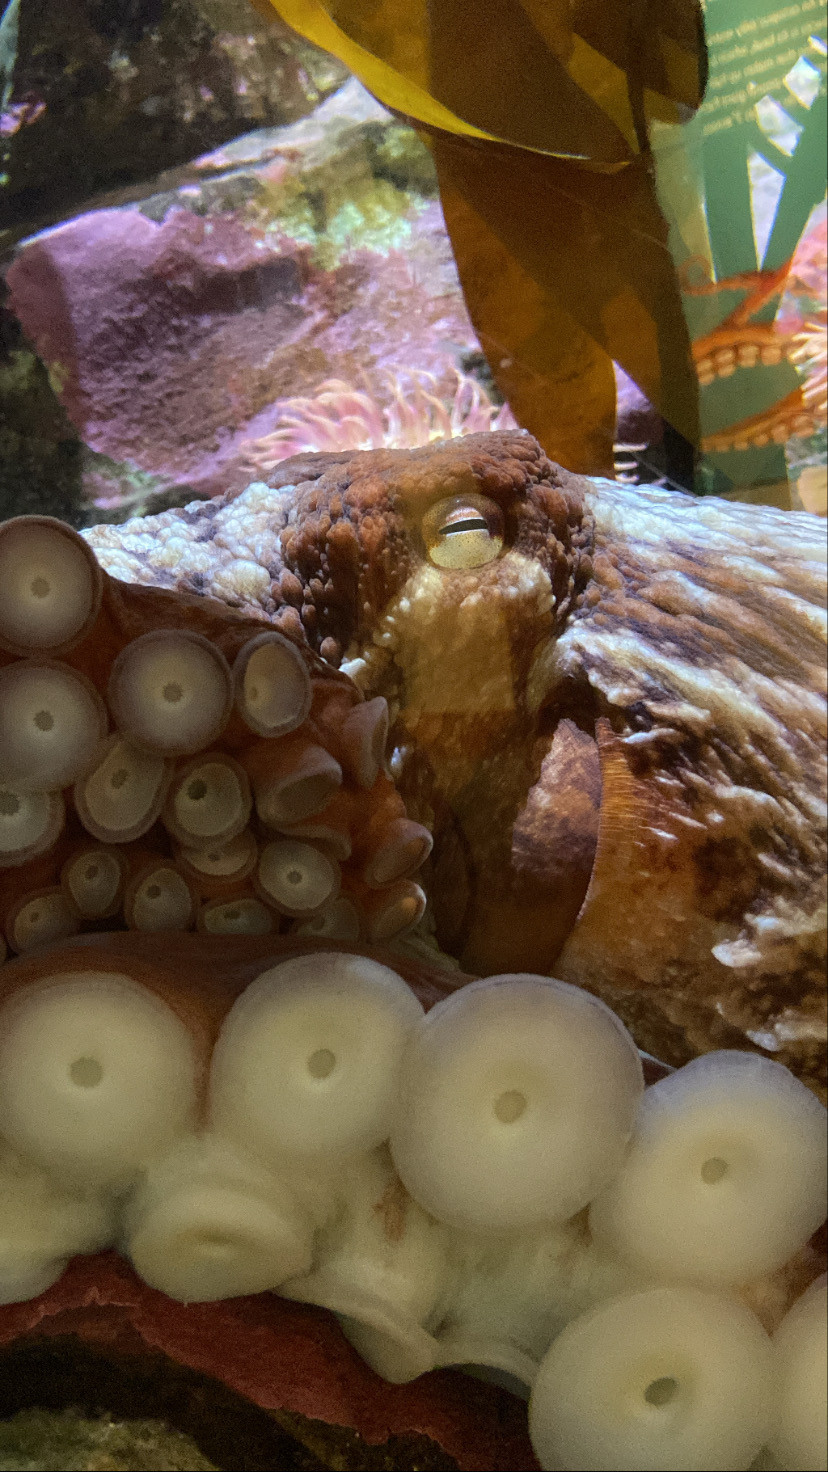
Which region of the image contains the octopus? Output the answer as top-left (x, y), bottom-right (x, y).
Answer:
top-left (84, 430), bottom-right (828, 1096)
top-left (0, 432), bottom-right (826, 1471)
top-left (0, 934), bottom-right (825, 1472)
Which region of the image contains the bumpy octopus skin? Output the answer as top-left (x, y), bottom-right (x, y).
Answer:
top-left (85, 432), bottom-right (828, 1097)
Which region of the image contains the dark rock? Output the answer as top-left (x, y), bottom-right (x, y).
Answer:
top-left (0, 0), bottom-right (346, 244)
top-left (0, 282), bottom-right (87, 525)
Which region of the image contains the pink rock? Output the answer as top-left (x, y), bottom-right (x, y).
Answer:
top-left (613, 364), bottom-right (661, 448)
top-left (6, 86), bottom-right (482, 505)
top-left (9, 208), bottom-right (307, 493)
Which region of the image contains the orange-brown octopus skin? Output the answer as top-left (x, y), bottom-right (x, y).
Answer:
top-left (81, 432), bottom-right (828, 1098)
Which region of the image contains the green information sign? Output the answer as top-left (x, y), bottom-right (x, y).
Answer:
top-left (654, 0), bottom-right (826, 495)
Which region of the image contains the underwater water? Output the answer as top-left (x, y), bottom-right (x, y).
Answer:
top-left (0, 3), bottom-right (826, 1471)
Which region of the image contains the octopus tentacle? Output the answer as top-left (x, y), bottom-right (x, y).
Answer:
top-left (4, 461), bottom-right (824, 1467)
top-left (0, 934), bottom-right (824, 1471)
top-left (0, 517), bottom-right (431, 953)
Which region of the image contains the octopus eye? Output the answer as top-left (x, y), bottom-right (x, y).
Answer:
top-left (422, 495), bottom-right (504, 570)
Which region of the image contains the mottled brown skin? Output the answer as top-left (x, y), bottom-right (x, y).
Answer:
top-left (85, 432), bottom-right (828, 1095)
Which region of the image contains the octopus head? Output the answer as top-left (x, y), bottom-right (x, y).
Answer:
top-left (273, 434), bottom-right (593, 738)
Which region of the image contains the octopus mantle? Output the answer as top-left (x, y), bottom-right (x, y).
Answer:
top-left (85, 432), bottom-right (828, 1094)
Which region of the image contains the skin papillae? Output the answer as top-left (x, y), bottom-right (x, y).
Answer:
top-left (85, 431), bottom-right (828, 1097)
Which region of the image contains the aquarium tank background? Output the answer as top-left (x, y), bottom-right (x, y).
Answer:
top-left (0, 0), bottom-right (824, 521)
top-left (0, 3), bottom-right (826, 1472)
top-left (653, 0), bottom-right (827, 507)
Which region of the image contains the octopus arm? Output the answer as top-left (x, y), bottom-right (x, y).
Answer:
top-left (457, 718), bottom-right (602, 976)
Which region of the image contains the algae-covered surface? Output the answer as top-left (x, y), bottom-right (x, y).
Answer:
top-left (0, 1339), bottom-right (458, 1471)
top-left (0, 1403), bottom-right (458, 1472)
top-left (0, 1406), bottom-right (219, 1471)
top-left (0, 1340), bottom-right (321, 1471)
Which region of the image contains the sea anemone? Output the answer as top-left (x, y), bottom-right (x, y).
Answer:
top-left (241, 369), bottom-right (519, 473)
top-left (790, 310), bottom-right (828, 426)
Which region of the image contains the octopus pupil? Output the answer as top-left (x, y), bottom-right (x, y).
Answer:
top-left (440, 517), bottom-right (489, 537)
top-left (30, 576), bottom-right (51, 598)
top-left (33, 709), bottom-right (54, 732)
top-left (0, 791), bottom-right (20, 816)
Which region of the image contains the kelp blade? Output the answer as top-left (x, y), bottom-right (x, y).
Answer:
top-left (263, 0), bottom-right (706, 472)
top-left (266, 0), bottom-right (706, 164)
